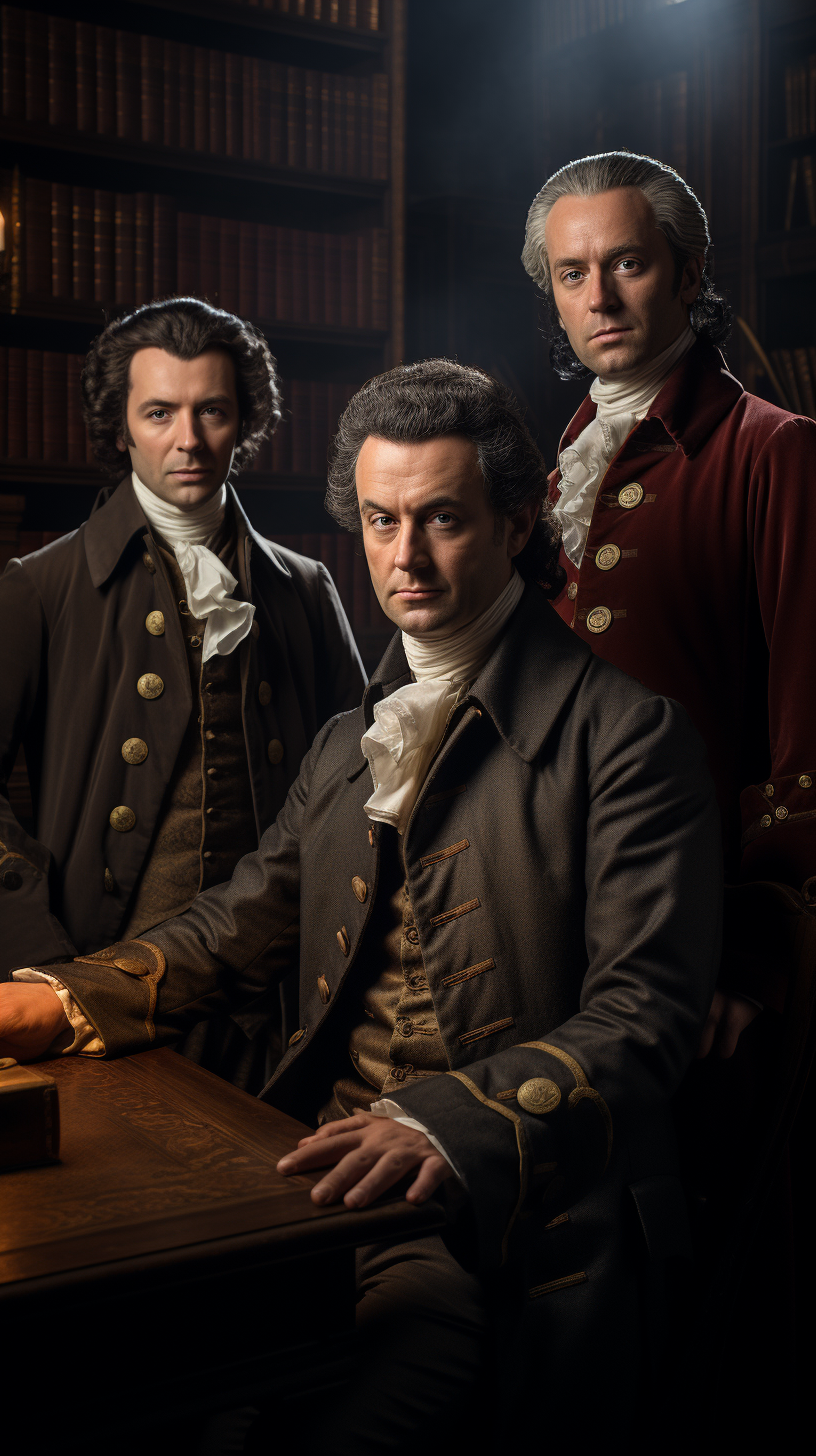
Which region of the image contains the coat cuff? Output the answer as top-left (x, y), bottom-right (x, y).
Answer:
top-left (26, 939), bottom-right (168, 1058)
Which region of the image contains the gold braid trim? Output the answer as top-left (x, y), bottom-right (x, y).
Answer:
top-left (445, 1069), bottom-right (531, 1266)
top-left (520, 1040), bottom-right (613, 1172)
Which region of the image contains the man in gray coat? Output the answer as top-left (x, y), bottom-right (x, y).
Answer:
top-left (1, 361), bottom-right (721, 1449)
top-left (0, 297), bottom-right (364, 1090)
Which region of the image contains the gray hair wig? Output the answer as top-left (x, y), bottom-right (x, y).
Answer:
top-left (522, 150), bottom-right (731, 379)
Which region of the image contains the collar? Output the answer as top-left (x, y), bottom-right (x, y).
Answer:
top-left (556, 336), bottom-right (744, 462)
top-left (350, 582), bottom-right (592, 776)
top-left (84, 476), bottom-right (294, 589)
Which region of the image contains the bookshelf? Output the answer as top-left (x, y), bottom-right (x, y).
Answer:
top-left (531, 0), bottom-right (816, 462)
top-left (0, 0), bottom-right (405, 669)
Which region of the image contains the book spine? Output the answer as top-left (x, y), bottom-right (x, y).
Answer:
top-left (24, 9), bottom-right (49, 124)
top-left (242, 55), bottom-right (254, 161)
top-left (95, 27), bottom-right (117, 136)
top-left (142, 35), bottom-right (164, 146)
top-left (372, 73), bottom-right (388, 179)
top-left (358, 76), bottom-right (371, 179)
top-left (134, 192), bottom-right (153, 305)
top-left (356, 230), bottom-right (372, 328)
top-left (193, 46), bottom-right (209, 152)
top-left (371, 227), bottom-right (389, 330)
top-left (43, 352), bottom-right (67, 462)
top-left (48, 15), bottom-right (76, 130)
top-left (1, 5), bottom-right (26, 121)
top-left (320, 72), bottom-right (331, 171)
top-left (306, 230), bottom-right (325, 325)
top-left (75, 20), bottom-right (96, 132)
top-left (268, 61), bottom-right (285, 167)
top-left (176, 211), bottom-right (200, 297)
top-left (339, 231), bottom-right (357, 328)
top-left (291, 229), bottom-right (307, 323)
top-left (199, 212), bottom-right (221, 303)
top-left (275, 225), bottom-right (293, 320)
top-left (178, 43), bottom-right (195, 150)
top-left (51, 182), bottom-right (73, 299)
top-left (24, 177), bottom-right (52, 298)
top-left (219, 217), bottom-right (240, 313)
top-left (72, 187), bottom-right (95, 302)
top-left (7, 347), bottom-right (26, 457)
top-left (291, 380), bottom-right (310, 472)
top-left (114, 192), bottom-right (136, 305)
top-left (287, 65), bottom-right (305, 169)
top-left (153, 194), bottom-right (176, 299)
top-left (115, 30), bottom-right (140, 140)
top-left (254, 222), bottom-right (271, 318)
top-left (784, 157), bottom-right (799, 230)
top-left (311, 381), bottom-right (329, 475)
top-left (304, 69), bottom-right (319, 171)
top-left (94, 189), bottom-right (115, 303)
top-left (26, 349), bottom-right (43, 460)
top-left (240, 220), bottom-right (260, 318)
top-left (209, 47), bottom-right (226, 156)
top-left (67, 354), bottom-right (86, 464)
top-left (253, 57), bottom-right (271, 164)
top-left (224, 51), bottom-right (243, 158)
top-left (163, 39), bottom-right (181, 150)
top-left (323, 232), bottom-right (340, 326)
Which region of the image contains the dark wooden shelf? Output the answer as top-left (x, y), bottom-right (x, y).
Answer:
top-left (0, 462), bottom-right (330, 493)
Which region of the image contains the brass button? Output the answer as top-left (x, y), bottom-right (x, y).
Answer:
top-left (775, 806), bottom-right (789, 820)
top-left (178, 600), bottom-right (191, 616)
top-left (2, 869), bottom-right (22, 890)
top-left (122, 737), bottom-right (148, 765)
top-left (190, 635), bottom-right (202, 648)
top-left (618, 483), bottom-right (643, 509)
top-left (258, 681), bottom-right (272, 706)
top-left (288, 1028), bottom-right (306, 1046)
top-left (205, 729), bottom-right (215, 741)
top-left (406, 973), bottom-right (425, 990)
top-left (207, 766), bottom-right (217, 778)
top-left (405, 926), bottom-right (420, 945)
top-left (587, 605), bottom-right (612, 634)
top-left (204, 682), bottom-right (212, 694)
top-left (336, 926), bottom-right (350, 955)
top-left (764, 784), bottom-right (774, 797)
top-left (567, 582), bottom-right (578, 600)
top-left (317, 975), bottom-right (331, 1004)
top-left (399, 1019), bottom-right (414, 1037)
top-left (596, 543), bottom-right (621, 571)
top-left (267, 738), bottom-right (284, 765)
top-left (799, 774), bottom-right (812, 789)
top-left (110, 805), bottom-right (136, 833)
top-left (368, 827), bottom-right (375, 846)
top-left (137, 672), bottom-right (164, 699)
top-left (760, 814), bottom-right (772, 828)
top-left (517, 1078), bottom-right (562, 1115)
top-left (142, 551), bottom-right (156, 574)
top-left (103, 868), bottom-right (116, 893)
top-left (352, 875), bottom-right (367, 903)
top-left (145, 610), bottom-right (165, 636)
top-left (203, 850), bottom-right (212, 859)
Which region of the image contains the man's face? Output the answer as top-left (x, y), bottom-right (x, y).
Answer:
top-left (118, 347), bottom-right (240, 510)
top-left (545, 187), bottom-right (703, 377)
top-left (356, 434), bottom-right (535, 638)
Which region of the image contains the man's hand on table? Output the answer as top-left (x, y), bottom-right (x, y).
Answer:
top-left (697, 989), bottom-right (760, 1059)
top-left (0, 981), bottom-right (70, 1060)
top-left (277, 1111), bottom-right (455, 1209)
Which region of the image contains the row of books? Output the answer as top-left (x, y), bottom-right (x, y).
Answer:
top-left (14, 179), bottom-right (390, 331)
top-left (782, 156), bottom-right (816, 230)
top-left (270, 532), bottom-right (391, 634)
top-left (0, 349), bottom-right (358, 474)
top-left (770, 347), bottom-right (816, 420)
top-left (545, 0), bottom-right (672, 48)
top-left (783, 56), bottom-right (816, 139)
top-left (1, 9), bottom-right (388, 178)
top-left (232, 1), bottom-right (379, 26)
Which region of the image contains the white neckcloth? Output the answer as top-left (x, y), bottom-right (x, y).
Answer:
top-left (554, 325), bottom-right (696, 567)
top-left (361, 570), bottom-right (525, 834)
top-left (131, 473), bottom-right (255, 662)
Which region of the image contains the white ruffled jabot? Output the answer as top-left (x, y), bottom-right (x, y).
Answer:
top-left (361, 570), bottom-right (525, 834)
top-left (131, 473), bottom-right (255, 662)
top-left (554, 325), bottom-right (696, 567)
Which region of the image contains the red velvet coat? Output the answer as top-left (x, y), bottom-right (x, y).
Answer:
top-left (548, 338), bottom-right (816, 1006)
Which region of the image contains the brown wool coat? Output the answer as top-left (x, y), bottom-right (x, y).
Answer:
top-left (548, 338), bottom-right (816, 1006)
top-left (0, 477), bottom-right (365, 975)
top-left (45, 583), bottom-right (722, 1433)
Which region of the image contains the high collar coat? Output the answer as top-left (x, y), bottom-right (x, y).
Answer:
top-left (0, 477), bottom-right (365, 974)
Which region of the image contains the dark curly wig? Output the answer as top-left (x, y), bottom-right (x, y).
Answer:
top-left (81, 297), bottom-right (282, 477)
top-left (325, 359), bottom-right (565, 595)
top-left (522, 151), bottom-right (733, 382)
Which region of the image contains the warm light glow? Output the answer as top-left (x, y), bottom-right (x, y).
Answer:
top-left (0, 211), bottom-right (5, 253)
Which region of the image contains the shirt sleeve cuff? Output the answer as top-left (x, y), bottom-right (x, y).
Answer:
top-left (369, 1097), bottom-right (463, 1183)
top-left (12, 970), bottom-right (106, 1056)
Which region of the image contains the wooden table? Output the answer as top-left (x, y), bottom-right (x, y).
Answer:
top-left (0, 1049), bottom-right (445, 1453)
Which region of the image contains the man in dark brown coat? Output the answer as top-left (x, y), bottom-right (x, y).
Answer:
top-left (1, 362), bottom-right (721, 1450)
top-left (0, 298), bottom-right (365, 1090)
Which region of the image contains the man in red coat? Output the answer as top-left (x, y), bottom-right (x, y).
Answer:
top-left (522, 150), bottom-right (816, 1037)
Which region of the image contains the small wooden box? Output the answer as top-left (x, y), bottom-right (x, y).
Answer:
top-left (0, 1065), bottom-right (60, 1171)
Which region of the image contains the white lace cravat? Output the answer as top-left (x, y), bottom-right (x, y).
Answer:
top-left (361, 571), bottom-right (525, 834)
top-left (131, 473), bottom-right (255, 662)
top-left (554, 326), bottom-right (696, 567)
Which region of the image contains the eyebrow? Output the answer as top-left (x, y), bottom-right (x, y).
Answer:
top-left (138, 394), bottom-right (233, 410)
top-left (552, 242), bottom-right (643, 269)
top-left (359, 495), bottom-right (462, 514)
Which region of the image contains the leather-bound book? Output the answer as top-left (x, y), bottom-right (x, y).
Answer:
top-left (141, 35), bottom-right (164, 145)
top-left (269, 61), bottom-right (286, 166)
top-left (193, 45), bottom-right (209, 152)
top-left (75, 20), bottom-right (97, 132)
top-left (153, 194), bottom-right (176, 299)
top-left (239, 220), bottom-right (259, 319)
top-left (356, 230), bottom-right (372, 329)
top-left (115, 30), bottom-right (140, 140)
top-left (66, 354), bottom-right (86, 464)
top-left (114, 192), bottom-right (136, 305)
top-left (48, 14), bottom-right (76, 130)
top-left (358, 75), bottom-right (371, 178)
top-left (344, 75), bottom-right (358, 176)
top-left (43, 351), bottom-right (67, 461)
top-left (163, 39), bottom-right (180, 150)
top-left (332, 73), bottom-right (345, 173)
top-left (72, 186), bottom-right (95, 302)
top-left (219, 217), bottom-right (240, 314)
top-left (24, 7), bottom-right (48, 124)
top-left (242, 55), bottom-right (254, 161)
top-left (0, 1065), bottom-right (60, 1172)
top-left (225, 52), bottom-right (243, 158)
top-left (306, 230), bottom-right (325, 325)
top-left (176, 210), bottom-right (201, 297)
top-left (178, 43), bottom-right (195, 150)
top-left (199, 212), bottom-right (221, 304)
top-left (7, 348), bottom-right (26, 458)
top-left (311, 381), bottom-right (329, 474)
top-left (323, 231), bottom-right (340, 325)
top-left (209, 48), bottom-right (226, 156)
top-left (94, 188), bottom-right (115, 303)
top-left (304, 68), bottom-right (319, 171)
top-left (24, 177), bottom-right (52, 299)
top-left (275, 224), bottom-right (293, 320)
top-left (291, 228), bottom-right (307, 323)
top-left (1, 6), bottom-right (26, 120)
top-left (371, 227), bottom-right (388, 330)
top-left (134, 192), bottom-right (153, 305)
top-left (372, 73), bottom-right (388, 179)
top-left (320, 72), bottom-right (331, 172)
top-left (51, 182), bottom-right (73, 299)
top-left (339, 231), bottom-right (357, 328)
top-left (291, 379), bottom-right (310, 472)
top-left (25, 349), bottom-right (43, 460)
top-left (252, 57), bottom-right (271, 164)
top-left (95, 26), bottom-right (117, 136)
